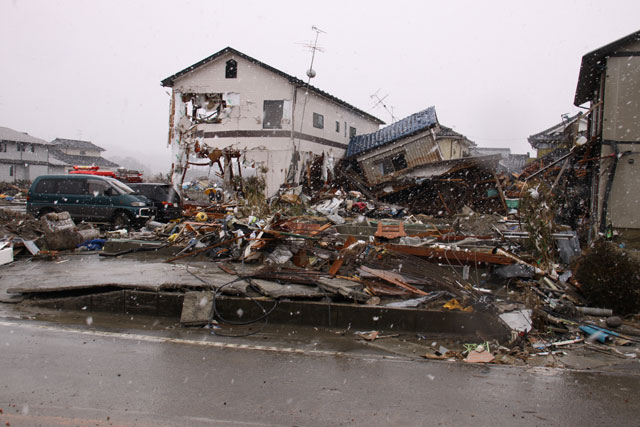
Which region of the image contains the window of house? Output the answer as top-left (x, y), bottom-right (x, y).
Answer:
top-left (335, 121), bottom-right (340, 133)
top-left (344, 122), bottom-right (347, 137)
top-left (263, 100), bottom-right (284, 129)
top-left (313, 113), bottom-right (324, 129)
top-left (80, 150), bottom-right (86, 155)
top-left (9, 166), bottom-right (13, 177)
top-left (349, 126), bottom-right (357, 137)
top-left (0, 142), bottom-right (6, 152)
top-left (17, 143), bottom-right (24, 152)
top-left (31, 145), bottom-right (35, 153)
top-left (391, 152), bottom-right (408, 171)
top-left (225, 59), bottom-right (237, 78)
top-left (375, 151), bottom-right (408, 176)
top-left (375, 158), bottom-right (394, 176)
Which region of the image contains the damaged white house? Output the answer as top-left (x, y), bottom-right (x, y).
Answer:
top-left (161, 47), bottom-right (384, 197)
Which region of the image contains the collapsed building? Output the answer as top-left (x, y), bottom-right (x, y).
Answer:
top-left (338, 106), bottom-right (515, 215)
top-left (160, 47), bottom-right (384, 198)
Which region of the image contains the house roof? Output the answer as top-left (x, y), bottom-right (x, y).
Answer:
top-left (51, 138), bottom-right (106, 152)
top-left (345, 106), bottom-right (438, 158)
top-left (527, 113), bottom-right (584, 148)
top-left (0, 126), bottom-right (50, 145)
top-left (50, 149), bottom-right (119, 168)
top-left (161, 47), bottom-right (385, 125)
top-left (574, 29), bottom-right (640, 106)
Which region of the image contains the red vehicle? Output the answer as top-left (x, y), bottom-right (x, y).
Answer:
top-left (68, 166), bottom-right (143, 183)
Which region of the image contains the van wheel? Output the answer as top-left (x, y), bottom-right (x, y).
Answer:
top-left (112, 212), bottom-right (131, 230)
top-left (37, 208), bottom-right (55, 218)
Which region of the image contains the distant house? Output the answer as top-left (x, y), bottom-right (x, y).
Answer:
top-left (471, 147), bottom-right (530, 174)
top-left (527, 114), bottom-right (588, 159)
top-left (161, 47), bottom-right (384, 197)
top-left (574, 29), bottom-right (640, 241)
top-left (345, 106), bottom-right (475, 186)
top-left (0, 126), bottom-right (66, 182)
top-left (50, 138), bottom-right (119, 173)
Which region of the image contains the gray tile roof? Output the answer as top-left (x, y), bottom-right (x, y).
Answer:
top-left (0, 126), bottom-right (50, 145)
top-left (50, 149), bottom-right (119, 168)
top-left (346, 106), bottom-right (438, 158)
top-left (51, 138), bottom-right (106, 152)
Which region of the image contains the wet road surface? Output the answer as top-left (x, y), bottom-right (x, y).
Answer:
top-left (1, 317), bottom-right (639, 426)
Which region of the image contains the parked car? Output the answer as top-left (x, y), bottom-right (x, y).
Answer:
top-left (127, 183), bottom-right (182, 222)
top-left (27, 175), bottom-right (156, 228)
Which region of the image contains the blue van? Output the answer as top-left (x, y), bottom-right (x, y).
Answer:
top-left (27, 175), bottom-right (156, 228)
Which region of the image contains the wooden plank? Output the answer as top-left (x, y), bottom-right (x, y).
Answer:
top-left (493, 173), bottom-right (509, 215)
top-left (328, 257), bottom-right (344, 276)
top-left (359, 266), bottom-right (429, 296)
top-left (385, 244), bottom-right (515, 265)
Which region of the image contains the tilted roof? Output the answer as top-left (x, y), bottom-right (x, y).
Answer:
top-left (161, 47), bottom-right (384, 125)
top-left (346, 106), bottom-right (438, 158)
top-left (574, 29), bottom-right (640, 105)
top-left (527, 113), bottom-right (584, 149)
top-left (0, 126), bottom-right (50, 145)
top-left (51, 138), bottom-right (106, 152)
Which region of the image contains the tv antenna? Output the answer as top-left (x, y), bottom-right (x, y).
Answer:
top-left (370, 89), bottom-right (397, 123)
top-left (302, 25), bottom-right (326, 81)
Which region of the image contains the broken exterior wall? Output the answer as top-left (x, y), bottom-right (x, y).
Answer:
top-left (166, 51), bottom-right (380, 197)
top-left (592, 38), bottom-right (640, 234)
top-left (356, 130), bottom-right (443, 185)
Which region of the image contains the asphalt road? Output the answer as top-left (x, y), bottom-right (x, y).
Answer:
top-left (1, 318), bottom-right (639, 427)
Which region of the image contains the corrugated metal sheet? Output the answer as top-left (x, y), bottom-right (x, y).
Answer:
top-left (346, 106), bottom-right (438, 158)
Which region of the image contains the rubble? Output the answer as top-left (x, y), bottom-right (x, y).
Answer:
top-left (1, 141), bottom-right (639, 369)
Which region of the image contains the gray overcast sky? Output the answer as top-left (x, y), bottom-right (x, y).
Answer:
top-left (1, 0), bottom-right (639, 173)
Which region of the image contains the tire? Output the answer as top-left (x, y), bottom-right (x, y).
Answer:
top-left (112, 211), bottom-right (131, 230)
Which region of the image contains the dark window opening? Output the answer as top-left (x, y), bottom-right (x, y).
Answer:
top-left (17, 143), bottom-right (24, 152)
top-left (391, 153), bottom-right (408, 171)
top-left (344, 122), bottom-right (347, 137)
top-left (225, 59), bottom-right (237, 78)
top-left (376, 159), bottom-right (394, 175)
top-left (335, 121), bottom-right (340, 133)
top-left (263, 100), bottom-right (284, 129)
top-left (313, 113), bottom-right (324, 129)
top-left (80, 150), bottom-right (86, 155)
top-left (376, 152), bottom-right (408, 176)
top-left (9, 166), bottom-right (13, 177)
top-left (349, 126), bottom-right (357, 137)
top-left (31, 145), bottom-right (35, 152)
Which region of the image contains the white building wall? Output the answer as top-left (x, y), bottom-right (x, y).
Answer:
top-left (168, 52), bottom-right (381, 196)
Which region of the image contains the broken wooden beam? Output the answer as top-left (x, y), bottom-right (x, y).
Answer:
top-left (385, 244), bottom-right (515, 266)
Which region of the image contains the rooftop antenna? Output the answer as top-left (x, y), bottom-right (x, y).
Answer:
top-left (370, 89), bottom-right (397, 123)
top-left (297, 25), bottom-right (326, 132)
top-left (289, 26), bottom-right (327, 184)
top-left (303, 25), bottom-right (326, 81)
